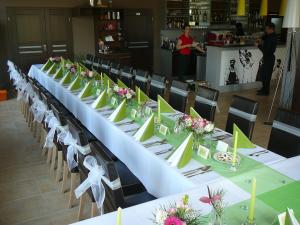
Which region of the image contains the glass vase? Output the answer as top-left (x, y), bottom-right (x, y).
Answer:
top-left (193, 133), bottom-right (204, 151)
top-left (209, 208), bottom-right (225, 225)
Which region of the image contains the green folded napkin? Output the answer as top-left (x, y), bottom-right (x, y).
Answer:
top-left (68, 75), bottom-right (82, 91)
top-left (53, 67), bottom-right (64, 80)
top-left (108, 99), bottom-right (127, 122)
top-left (233, 123), bottom-right (255, 149)
top-left (117, 79), bottom-right (129, 88)
top-left (60, 71), bottom-right (73, 85)
top-left (190, 107), bottom-right (201, 118)
top-left (133, 114), bottom-right (154, 142)
top-left (136, 86), bottom-right (149, 105)
top-left (78, 80), bottom-right (94, 99)
top-left (46, 63), bottom-right (57, 75)
top-left (158, 95), bottom-right (175, 113)
top-left (103, 73), bottom-right (115, 88)
top-left (41, 59), bottom-right (53, 72)
top-left (91, 91), bottom-right (107, 109)
top-left (167, 132), bottom-right (193, 169)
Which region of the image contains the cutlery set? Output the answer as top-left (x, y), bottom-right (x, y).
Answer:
top-left (143, 139), bottom-right (168, 148)
top-left (155, 147), bottom-right (174, 155)
top-left (116, 120), bottom-right (135, 127)
top-left (182, 166), bottom-right (212, 178)
top-left (248, 150), bottom-right (269, 157)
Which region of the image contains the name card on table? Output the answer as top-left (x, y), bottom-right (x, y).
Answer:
top-left (197, 145), bottom-right (210, 160)
top-left (111, 97), bottom-right (118, 107)
top-left (145, 106), bottom-right (152, 116)
top-left (159, 124), bottom-right (169, 136)
top-left (96, 89), bottom-right (101, 96)
top-left (216, 141), bottom-right (229, 153)
top-left (131, 109), bottom-right (138, 119)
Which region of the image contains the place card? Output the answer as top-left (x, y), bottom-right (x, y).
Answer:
top-left (145, 106), bottom-right (152, 116)
top-left (197, 145), bottom-right (210, 160)
top-left (216, 141), bottom-right (229, 153)
top-left (96, 89), bottom-right (101, 96)
top-left (159, 124), bottom-right (169, 136)
top-left (111, 97), bottom-right (117, 106)
top-left (131, 109), bottom-right (138, 119)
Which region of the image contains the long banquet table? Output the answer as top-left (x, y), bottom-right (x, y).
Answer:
top-left (28, 64), bottom-right (300, 225)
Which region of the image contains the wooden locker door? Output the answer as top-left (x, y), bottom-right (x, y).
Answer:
top-left (45, 8), bottom-right (73, 60)
top-left (6, 8), bottom-right (48, 72)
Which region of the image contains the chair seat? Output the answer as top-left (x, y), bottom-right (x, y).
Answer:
top-left (115, 161), bottom-right (146, 196)
top-left (123, 192), bottom-right (156, 208)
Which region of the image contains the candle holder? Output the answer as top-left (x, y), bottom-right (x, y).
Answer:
top-left (242, 217), bottom-right (256, 225)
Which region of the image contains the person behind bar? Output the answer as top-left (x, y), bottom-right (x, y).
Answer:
top-left (176, 24), bottom-right (205, 81)
top-left (255, 22), bottom-right (277, 96)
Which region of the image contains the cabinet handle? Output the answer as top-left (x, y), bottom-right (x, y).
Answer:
top-left (43, 44), bottom-right (47, 52)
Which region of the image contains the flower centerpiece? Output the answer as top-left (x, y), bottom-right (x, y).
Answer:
top-left (200, 186), bottom-right (225, 225)
top-left (80, 70), bottom-right (95, 80)
top-left (113, 85), bottom-right (135, 101)
top-left (153, 195), bottom-right (201, 225)
top-left (49, 56), bottom-right (61, 63)
top-left (174, 114), bottom-right (214, 149)
top-left (65, 63), bottom-right (77, 74)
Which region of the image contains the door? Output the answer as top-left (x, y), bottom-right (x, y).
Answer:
top-left (45, 8), bottom-right (73, 59)
top-left (7, 8), bottom-right (48, 72)
top-left (6, 8), bottom-right (73, 72)
top-left (123, 9), bottom-right (154, 71)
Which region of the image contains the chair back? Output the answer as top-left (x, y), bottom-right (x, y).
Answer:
top-left (134, 69), bottom-right (149, 94)
top-left (85, 54), bottom-right (94, 70)
top-left (77, 141), bottom-right (125, 213)
top-left (40, 91), bottom-right (52, 110)
top-left (225, 95), bottom-right (258, 139)
top-left (168, 80), bottom-right (189, 112)
top-left (110, 63), bottom-right (120, 83)
top-left (194, 86), bottom-right (219, 122)
top-left (66, 118), bottom-right (89, 146)
top-left (149, 74), bottom-right (166, 101)
top-left (50, 103), bottom-right (68, 126)
top-left (92, 56), bottom-right (102, 72)
top-left (120, 66), bottom-right (134, 88)
top-left (100, 59), bottom-right (110, 75)
top-left (268, 108), bottom-right (300, 158)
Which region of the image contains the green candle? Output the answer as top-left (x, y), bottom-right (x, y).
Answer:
top-left (232, 131), bottom-right (238, 167)
top-left (248, 177), bottom-right (257, 223)
top-left (116, 207), bottom-right (122, 225)
top-left (157, 99), bottom-right (161, 123)
top-left (137, 88), bottom-right (141, 105)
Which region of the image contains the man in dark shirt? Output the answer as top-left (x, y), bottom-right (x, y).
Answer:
top-left (256, 22), bottom-right (277, 96)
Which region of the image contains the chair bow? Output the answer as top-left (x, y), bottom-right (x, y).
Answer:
top-left (31, 99), bottom-right (47, 123)
top-left (74, 155), bottom-right (121, 214)
top-left (62, 132), bottom-right (91, 171)
top-left (44, 115), bottom-right (60, 149)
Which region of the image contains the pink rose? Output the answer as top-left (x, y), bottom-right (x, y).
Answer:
top-left (164, 216), bottom-right (184, 225)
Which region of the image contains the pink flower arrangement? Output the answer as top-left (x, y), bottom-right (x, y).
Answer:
top-left (65, 64), bottom-right (77, 74)
top-left (175, 114), bottom-right (214, 135)
top-left (164, 216), bottom-right (185, 225)
top-left (80, 70), bottom-right (95, 79)
top-left (113, 85), bottom-right (135, 100)
top-left (153, 195), bottom-right (201, 225)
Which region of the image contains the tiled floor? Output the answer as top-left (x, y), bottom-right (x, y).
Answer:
top-left (0, 86), bottom-right (280, 225)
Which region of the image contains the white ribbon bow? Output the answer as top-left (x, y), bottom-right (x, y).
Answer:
top-left (31, 99), bottom-right (47, 123)
top-left (74, 155), bottom-right (121, 213)
top-left (44, 115), bottom-right (60, 149)
top-left (62, 132), bottom-right (91, 171)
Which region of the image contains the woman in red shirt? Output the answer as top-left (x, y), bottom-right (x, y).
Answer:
top-left (176, 24), bottom-right (205, 80)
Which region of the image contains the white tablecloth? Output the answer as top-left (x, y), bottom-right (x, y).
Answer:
top-left (29, 64), bottom-right (286, 198)
top-left (269, 156), bottom-right (300, 180)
